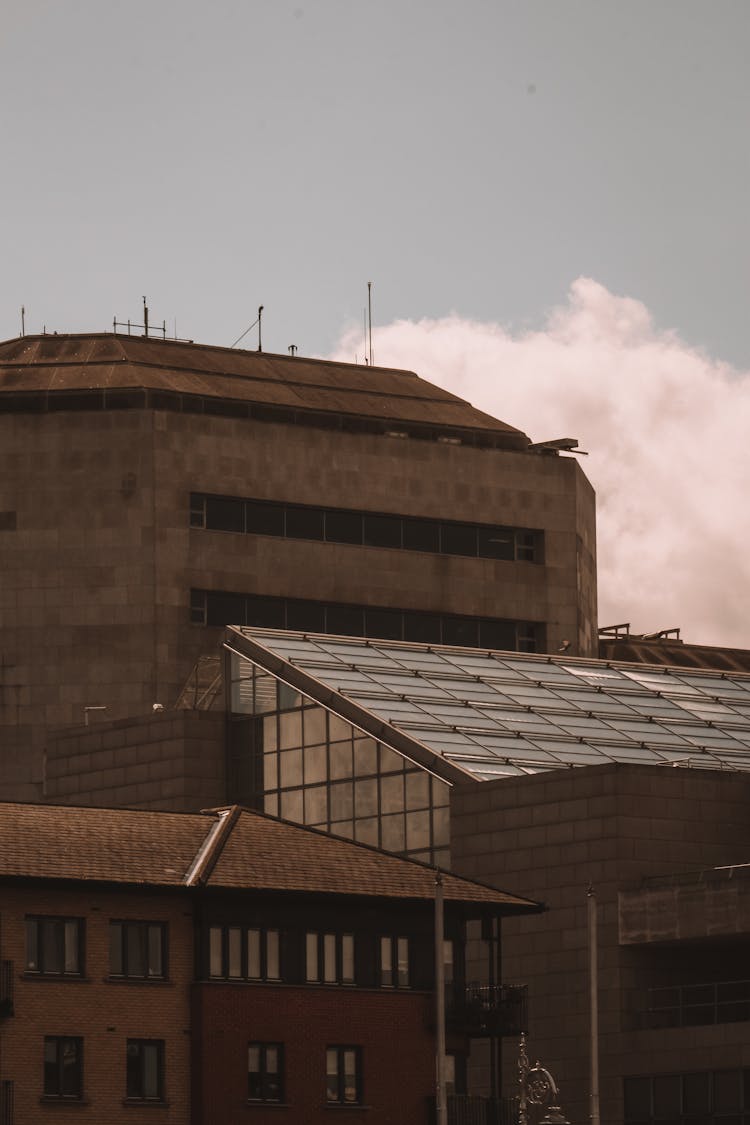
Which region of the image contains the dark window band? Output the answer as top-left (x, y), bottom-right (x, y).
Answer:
top-left (190, 493), bottom-right (542, 564)
top-left (190, 589), bottom-right (542, 653)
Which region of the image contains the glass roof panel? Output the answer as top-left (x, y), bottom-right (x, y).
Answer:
top-left (236, 628), bottom-right (750, 781)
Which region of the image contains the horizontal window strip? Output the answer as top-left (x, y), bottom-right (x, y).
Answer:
top-left (190, 492), bottom-right (543, 564)
top-left (190, 589), bottom-right (543, 654)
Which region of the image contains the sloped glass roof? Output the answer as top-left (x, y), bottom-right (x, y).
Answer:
top-left (230, 628), bottom-right (750, 780)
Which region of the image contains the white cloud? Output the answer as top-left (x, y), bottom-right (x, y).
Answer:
top-left (330, 279), bottom-right (750, 648)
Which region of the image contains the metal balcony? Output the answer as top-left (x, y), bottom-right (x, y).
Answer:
top-left (0, 962), bottom-right (12, 1018)
top-left (446, 982), bottom-right (528, 1038)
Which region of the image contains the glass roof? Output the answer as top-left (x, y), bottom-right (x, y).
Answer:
top-left (233, 629), bottom-right (750, 781)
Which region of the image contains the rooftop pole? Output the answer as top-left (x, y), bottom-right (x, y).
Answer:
top-left (435, 869), bottom-right (447, 1125)
top-left (367, 281), bottom-right (373, 366)
top-left (588, 885), bottom-right (601, 1125)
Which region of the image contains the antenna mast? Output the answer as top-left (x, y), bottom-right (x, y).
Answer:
top-left (258, 305), bottom-right (264, 353)
top-left (367, 281), bottom-right (373, 366)
top-left (20, 306), bottom-right (25, 337)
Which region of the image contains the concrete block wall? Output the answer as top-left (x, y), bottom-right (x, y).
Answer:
top-left (45, 711), bottom-right (226, 812)
top-left (450, 764), bottom-right (750, 1125)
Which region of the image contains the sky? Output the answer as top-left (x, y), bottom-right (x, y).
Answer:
top-left (2, 1), bottom-right (749, 647)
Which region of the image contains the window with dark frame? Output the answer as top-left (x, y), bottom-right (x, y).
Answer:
top-left (247, 1043), bottom-right (284, 1103)
top-left (43, 1037), bottom-right (82, 1100)
top-left (26, 917), bottom-right (83, 977)
top-left (379, 936), bottom-right (409, 988)
top-left (192, 588), bottom-right (543, 654)
top-left (109, 921), bottom-right (166, 980)
top-left (126, 1040), bottom-right (165, 1102)
top-left (190, 492), bottom-right (542, 563)
top-left (306, 932), bottom-right (355, 985)
top-left (326, 1046), bottom-right (362, 1105)
top-left (208, 925), bottom-right (281, 981)
top-left (623, 1068), bottom-right (750, 1123)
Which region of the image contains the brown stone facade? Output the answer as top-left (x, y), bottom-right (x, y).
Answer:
top-left (45, 711), bottom-right (226, 811)
top-left (0, 391), bottom-right (596, 800)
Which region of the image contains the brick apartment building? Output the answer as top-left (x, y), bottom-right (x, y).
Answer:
top-left (0, 331), bottom-right (597, 800)
top-left (0, 800), bottom-right (539, 1124)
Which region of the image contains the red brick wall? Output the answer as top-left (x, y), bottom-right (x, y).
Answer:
top-left (0, 884), bottom-right (193, 1123)
top-left (193, 982), bottom-right (437, 1125)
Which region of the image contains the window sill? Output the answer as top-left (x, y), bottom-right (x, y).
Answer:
top-left (122, 1099), bottom-right (169, 1108)
top-left (324, 1104), bottom-right (370, 1111)
top-left (23, 973), bottom-right (89, 983)
top-left (106, 977), bottom-right (172, 986)
top-left (39, 1097), bottom-right (89, 1107)
top-left (246, 1102), bottom-right (290, 1109)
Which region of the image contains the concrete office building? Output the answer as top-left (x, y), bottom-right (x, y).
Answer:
top-left (0, 331), bottom-right (597, 799)
top-left (42, 625), bottom-right (750, 1123)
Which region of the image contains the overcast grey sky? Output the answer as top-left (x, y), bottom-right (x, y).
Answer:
top-left (2, 0), bottom-right (748, 365)
top-left (3, 1), bottom-right (749, 646)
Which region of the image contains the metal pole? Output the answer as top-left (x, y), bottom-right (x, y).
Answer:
top-left (435, 870), bottom-right (447, 1125)
top-left (367, 281), bottom-right (373, 366)
top-left (588, 886), bottom-right (601, 1125)
top-left (258, 305), bottom-right (263, 353)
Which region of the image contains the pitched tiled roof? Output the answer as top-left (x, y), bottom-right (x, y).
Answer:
top-left (205, 808), bottom-right (537, 909)
top-left (0, 802), bottom-right (539, 913)
top-left (0, 802), bottom-right (208, 884)
top-left (0, 334), bottom-right (529, 448)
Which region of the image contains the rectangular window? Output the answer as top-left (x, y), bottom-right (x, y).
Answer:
top-left (189, 493), bottom-right (206, 528)
top-left (196, 587), bottom-right (539, 654)
top-left (126, 1040), bottom-right (164, 1102)
top-left (109, 921), bottom-right (166, 980)
top-left (205, 495), bottom-right (245, 532)
top-left (285, 505), bottom-right (324, 541)
top-left (363, 513), bottom-right (402, 548)
top-left (248, 1043), bottom-right (284, 1103)
top-left (246, 501), bottom-right (285, 537)
top-left (192, 493), bottom-right (542, 564)
top-left (208, 926), bottom-right (281, 981)
top-left (441, 522), bottom-right (477, 557)
top-left (623, 1069), bottom-right (750, 1123)
top-left (326, 1046), bottom-right (362, 1105)
top-left (44, 1037), bottom-right (82, 1100)
top-left (379, 936), bottom-right (409, 988)
top-left (403, 518), bottom-right (440, 553)
top-left (26, 917), bottom-right (82, 977)
top-left (476, 526), bottom-right (515, 560)
top-left (306, 933), bottom-right (354, 985)
top-left (325, 510), bottom-right (363, 544)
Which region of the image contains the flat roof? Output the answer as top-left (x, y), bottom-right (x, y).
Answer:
top-left (0, 333), bottom-right (529, 449)
top-left (227, 627), bottom-right (750, 781)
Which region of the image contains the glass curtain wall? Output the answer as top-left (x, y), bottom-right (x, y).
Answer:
top-left (229, 653), bottom-right (450, 865)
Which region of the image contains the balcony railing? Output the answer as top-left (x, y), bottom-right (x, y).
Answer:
top-left (642, 978), bottom-right (750, 1029)
top-left (428, 1095), bottom-right (519, 1125)
top-left (0, 963), bottom-right (12, 1018)
top-left (446, 982), bottom-right (528, 1038)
